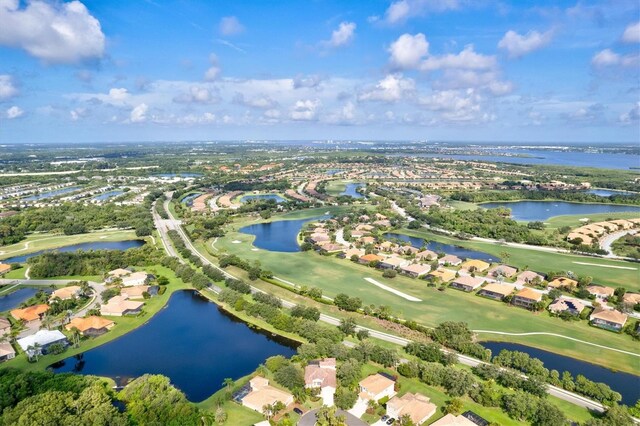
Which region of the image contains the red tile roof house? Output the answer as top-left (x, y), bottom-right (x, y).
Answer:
top-left (358, 254), bottom-right (384, 265)
top-left (386, 393), bottom-right (437, 426)
top-left (589, 308), bottom-right (628, 332)
top-left (511, 288), bottom-right (543, 310)
top-left (450, 275), bottom-right (486, 292)
top-left (304, 358), bottom-right (337, 406)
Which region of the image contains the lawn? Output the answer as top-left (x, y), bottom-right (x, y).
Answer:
top-left (0, 229), bottom-right (140, 261)
top-left (212, 217), bottom-right (640, 375)
top-left (325, 180), bottom-right (351, 196)
top-left (544, 211), bottom-right (640, 229)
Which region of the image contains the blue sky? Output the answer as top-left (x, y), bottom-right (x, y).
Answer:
top-left (0, 0), bottom-right (638, 143)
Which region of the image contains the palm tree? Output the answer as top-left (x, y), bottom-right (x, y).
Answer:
top-left (500, 251), bottom-right (511, 263)
top-left (41, 315), bottom-right (54, 331)
top-left (70, 327), bottom-right (81, 348)
top-left (262, 403), bottom-right (275, 420)
top-left (222, 377), bottom-right (234, 395)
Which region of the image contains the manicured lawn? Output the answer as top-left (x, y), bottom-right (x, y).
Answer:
top-left (544, 211), bottom-right (640, 229)
top-left (325, 180), bottom-right (350, 196)
top-left (212, 218), bottom-right (640, 374)
top-left (3, 267), bottom-right (26, 279)
top-left (0, 229), bottom-right (139, 261)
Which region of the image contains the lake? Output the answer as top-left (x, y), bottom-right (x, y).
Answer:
top-left (180, 193), bottom-right (201, 206)
top-left (341, 183), bottom-right (365, 199)
top-left (240, 215), bottom-right (330, 252)
top-left (0, 287), bottom-right (50, 312)
top-left (2, 240), bottom-right (145, 264)
top-left (93, 190), bottom-right (124, 201)
top-left (480, 201), bottom-right (640, 221)
top-left (586, 189), bottom-right (635, 197)
top-left (384, 233), bottom-right (497, 262)
top-left (50, 290), bottom-right (297, 402)
top-left (23, 186), bottom-right (82, 201)
top-left (481, 341), bottom-right (640, 405)
top-left (241, 194), bottom-right (286, 203)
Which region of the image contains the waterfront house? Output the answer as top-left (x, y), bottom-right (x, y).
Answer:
top-left (548, 299), bottom-right (586, 316)
top-left (0, 263), bottom-right (11, 276)
top-left (122, 271), bottom-right (153, 287)
top-left (428, 269), bottom-right (456, 283)
top-left (0, 317), bottom-right (10, 336)
top-left (590, 308), bottom-right (628, 332)
top-left (586, 285), bottom-right (615, 300)
top-left (438, 254), bottom-right (462, 266)
top-left (400, 263), bottom-right (432, 278)
top-left (121, 285), bottom-right (158, 300)
top-left (487, 265), bottom-right (517, 279)
top-left (460, 259), bottom-right (490, 273)
top-left (515, 270), bottom-right (544, 284)
top-left (548, 277), bottom-right (578, 290)
top-left (304, 358), bottom-right (337, 406)
top-left (450, 275), bottom-right (485, 292)
top-left (241, 376), bottom-right (294, 413)
top-left (511, 288), bottom-right (543, 310)
top-left (17, 329), bottom-right (68, 357)
top-left (477, 283), bottom-right (515, 300)
top-left (66, 316), bottom-right (115, 336)
top-left (416, 250), bottom-right (438, 261)
top-left (386, 393), bottom-right (436, 425)
top-left (106, 268), bottom-right (133, 283)
top-left (358, 374), bottom-right (396, 403)
top-left (10, 304), bottom-right (49, 324)
top-left (100, 295), bottom-right (144, 317)
top-left (50, 285), bottom-right (82, 301)
top-left (0, 342), bottom-right (15, 362)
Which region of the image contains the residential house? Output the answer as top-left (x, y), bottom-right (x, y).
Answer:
top-left (360, 236), bottom-right (376, 245)
top-left (416, 250), bottom-right (438, 261)
top-left (122, 271), bottom-right (152, 287)
top-left (400, 263), bottom-right (431, 278)
top-left (309, 233), bottom-right (331, 244)
top-left (477, 283), bottom-right (515, 300)
top-left (438, 255), bottom-right (462, 266)
top-left (460, 259), bottom-right (490, 273)
top-left (49, 285), bottom-right (82, 301)
top-left (10, 304), bottom-right (49, 324)
top-left (428, 269), bottom-right (456, 283)
top-left (373, 219), bottom-right (392, 228)
top-left (358, 374), bottom-right (396, 403)
top-left (100, 295), bottom-right (144, 316)
top-left (121, 285), bottom-right (158, 300)
top-left (487, 265), bottom-right (517, 279)
top-left (548, 299), bottom-right (586, 316)
top-left (379, 256), bottom-right (410, 270)
top-left (358, 254), bottom-right (383, 265)
top-left (0, 263), bottom-right (11, 276)
top-left (450, 275), bottom-right (485, 292)
top-left (66, 316), bottom-right (115, 336)
top-left (511, 288), bottom-right (543, 310)
top-left (304, 358), bottom-right (337, 406)
top-left (623, 293), bottom-right (640, 306)
top-left (0, 317), bottom-right (10, 336)
top-left (548, 277), bottom-right (578, 290)
top-left (386, 393), bottom-right (437, 425)
top-left (590, 308), bottom-right (628, 332)
top-left (429, 413), bottom-right (475, 426)
top-left (341, 248), bottom-right (365, 259)
top-left (515, 270), bottom-right (544, 286)
top-left (241, 376), bottom-right (294, 412)
top-left (318, 242), bottom-right (345, 253)
top-left (17, 329), bottom-right (69, 357)
top-left (0, 342), bottom-right (15, 362)
top-left (105, 268), bottom-right (133, 283)
top-left (586, 285), bottom-right (615, 300)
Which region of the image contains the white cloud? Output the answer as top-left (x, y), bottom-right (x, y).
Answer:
top-left (6, 105), bottom-right (24, 119)
top-left (173, 86), bottom-right (218, 104)
top-left (358, 74), bottom-right (415, 102)
top-left (622, 21), bottom-right (640, 43)
top-left (498, 29), bottom-right (554, 58)
top-left (420, 45), bottom-right (496, 71)
top-left (591, 48), bottom-right (639, 68)
top-left (204, 54), bottom-right (221, 81)
top-left (0, 75), bottom-right (19, 100)
top-left (0, 0), bottom-right (105, 64)
top-left (327, 21), bottom-right (356, 47)
top-left (435, 70), bottom-right (513, 96)
top-left (388, 33), bottom-right (429, 69)
top-left (109, 88), bottom-right (129, 101)
top-left (219, 16), bottom-right (244, 36)
top-left (380, 0), bottom-right (461, 25)
top-left (69, 107), bottom-right (87, 121)
top-left (233, 93), bottom-right (278, 109)
top-left (290, 99), bottom-right (320, 121)
top-left (619, 102), bottom-right (640, 123)
top-left (130, 103), bottom-right (148, 123)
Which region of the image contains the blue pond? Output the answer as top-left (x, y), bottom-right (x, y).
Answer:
top-left (50, 290), bottom-right (297, 402)
top-left (482, 341), bottom-right (640, 405)
top-left (480, 201), bottom-right (640, 222)
top-left (93, 190), bottom-right (124, 201)
top-left (341, 183), bottom-right (365, 199)
top-left (0, 287), bottom-right (50, 312)
top-left (180, 193), bottom-right (201, 206)
top-left (3, 240), bottom-right (145, 264)
top-left (241, 194), bottom-right (286, 203)
top-left (586, 189), bottom-right (635, 197)
top-left (240, 215), bottom-right (329, 252)
top-left (23, 186), bottom-right (81, 201)
top-left (384, 233), bottom-right (497, 262)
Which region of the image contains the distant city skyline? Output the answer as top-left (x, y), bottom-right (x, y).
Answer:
top-left (0, 0), bottom-right (639, 143)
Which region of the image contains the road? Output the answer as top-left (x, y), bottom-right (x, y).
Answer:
top-left (600, 230), bottom-right (637, 258)
top-left (157, 194), bottom-right (622, 416)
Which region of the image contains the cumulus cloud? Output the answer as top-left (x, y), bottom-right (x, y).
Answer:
top-left (204, 54), bottom-right (221, 81)
top-left (327, 21), bottom-right (356, 47)
top-left (290, 99), bottom-right (320, 121)
top-left (378, 0), bottom-right (462, 25)
top-left (420, 45), bottom-right (496, 71)
top-left (389, 33), bottom-right (429, 69)
top-left (358, 74), bottom-right (415, 102)
top-left (591, 49), bottom-right (639, 68)
top-left (233, 93), bottom-right (278, 109)
top-left (130, 103), bottom-right (148, 123)
top-left (109, 88), bottom-right (129, 101)
top-left (0, 75), bottom-right (19, 100)
top-left (69, 107), bottom-right (88, 121)
top-left (173, 86), bottom-right (219, 104)
top-left (619, 102), bottom-right (640, 123)
top-left (219, 16), bottom-right (244, 36)
top-left (435, 70), bottom-right (513, 96)
top-left (6, 105), bottom-right (24, 119)
top-left (0, 0), bottom-right (105, 64)
top-left (498, 29), bottom-right (554, 58)
top-left (622, 21), bottom-right (640, 43)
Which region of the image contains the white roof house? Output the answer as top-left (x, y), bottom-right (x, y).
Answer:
top-left (17, 330), bottom-right (68, 356)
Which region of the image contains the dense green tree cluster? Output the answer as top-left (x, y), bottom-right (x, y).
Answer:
top-left (429, 322), bottom-right (492, 362)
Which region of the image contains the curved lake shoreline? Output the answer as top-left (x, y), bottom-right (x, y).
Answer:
top-left (479, 200), bottom-right (640, 221)
top-left (239, 214), bottom-right (330, 252)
